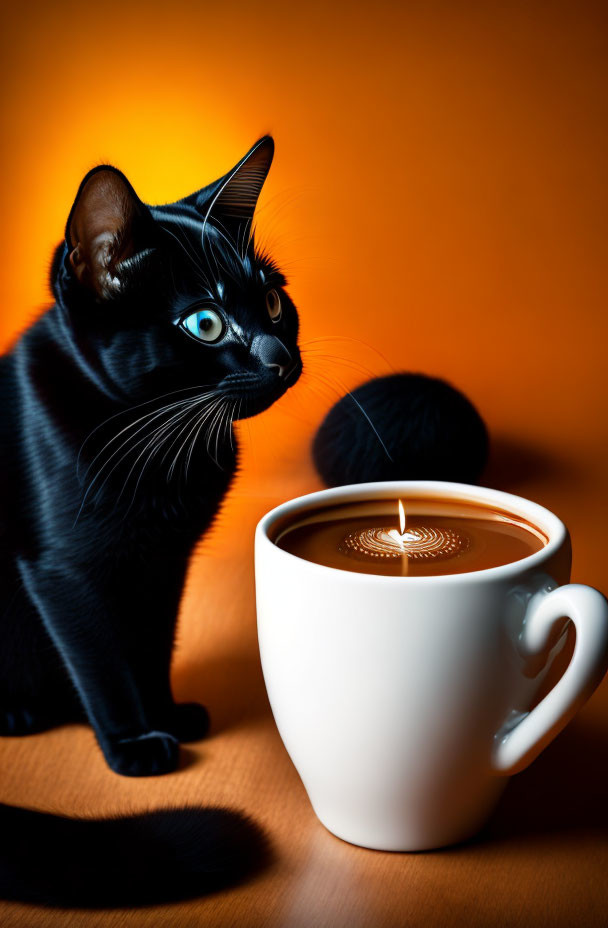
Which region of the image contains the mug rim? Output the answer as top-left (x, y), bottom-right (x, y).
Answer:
top-left (255, 480), bottom-right (568, 584)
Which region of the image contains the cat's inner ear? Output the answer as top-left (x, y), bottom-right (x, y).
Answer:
top-left (197, 136), bottom-right (274, 242)
top-left (66, 167), bottom-right (149, 299)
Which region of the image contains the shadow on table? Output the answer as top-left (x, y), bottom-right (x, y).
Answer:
top-left (481, 435), bottom-right (577, 493)
top-left (174, 649), bottom-right (270, 737)
top-left (483, 720), bottom-right (608, 841)
top-left (478, 437), bottom-right (604, 841)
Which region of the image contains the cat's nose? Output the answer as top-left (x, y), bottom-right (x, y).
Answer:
top-left (255, 334), bottom-right (293, 379)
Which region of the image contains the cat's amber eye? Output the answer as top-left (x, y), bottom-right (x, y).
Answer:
top-left (181, 308), bottom-right (225, 343)
top-left (266, 289), bottom-right (282, 322)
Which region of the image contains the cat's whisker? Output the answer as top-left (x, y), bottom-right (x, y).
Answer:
top-left (270, 394), bottom-right (316, 428)
top-left (134, 394), bottom-right (219, 495)
top-left (79, 384), bottom-right (221, 472)
top-left (184, 401), bottom-right (221, 481)
top-left (76, 383), bottom-right (220, 477)
top-left (174, 218), bottom-right (215, 282)
top-left (231, 395), bottom-right (248, 462)
top-left (200, 400), bottom-right (221, 463)
top-left (213, 400), bottom-right (230, 468)
top-left (307, 369), bottom-right (394, 464)
top-left (209, 398), bottom-right (231, 468)
top-left (201, 219), bottom-right (223, 293)
top-left (289, 378), bottom-right (335, 420)
top-left (159, 222), bottom-right (211, 291)
top-left (81, 391), bottom-right (218, 491)
top-left (251, 187), bottom-right (309, 222)
top-left (165, 407), bottom-right (205, 483)
top-left (253, 230), bottom-right (320, 260)
top-left (94, 401), bottom-right (202, 510)
top-left (147, 395), bottom-right (217, 472)
top-left (117, 395), bottom-right (222, 512)
top-left (299, 349), bottom-right (380, 381)
top-left (167, 397), bottom-right (223, 482)
top-left (232, 398), bottom-right (239, 448)
top-left (234, 220), bottom-right (246, 261)
top-left (75, 404), bottom-right (193, 522)
top-left (125, 405), bottom-right (203, 507)
top-left (221, 397), bottom-right (237, 456)
top-left (81, 391), bottom-right (220, 512)
top-left (82, 398), bottom-right (194, 484)
top-left (200, 409), bottom-right (217, 467)
top-left (195, 398), bottom-right (230, 467)
top-left (212, 217), bottom-right (245, 265)
top-left (299, 335), bottom-right (395, 372)
top-left (220, 398), bottom-right (237, 465)
top-left (207, 223), bottom-right (243, 289)
top-left (209, 398), bottom-right (229, 468)
top-left (258, 254), bottom-right (324, 271)
top-left (239, 219), bottom-right (253, 261)
top-left (130, 400), bottom-right (201, 494)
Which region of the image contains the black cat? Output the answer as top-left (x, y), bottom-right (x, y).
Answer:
top-left (0, 137), bottom-right (300, 903)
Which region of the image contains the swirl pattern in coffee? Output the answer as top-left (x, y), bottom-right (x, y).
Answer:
top-left (340, 525), bottom-right (468, 562)
top-left (273, 497), bottom-right (547, 577)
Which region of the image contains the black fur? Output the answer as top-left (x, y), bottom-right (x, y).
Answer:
top-left (312, 373), bottom-right (488, 487)
top-left (0, 136), bottom-right (299, 902)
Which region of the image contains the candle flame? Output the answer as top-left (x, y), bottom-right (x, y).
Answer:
top-left (398, 499), bottom-right (406, 535)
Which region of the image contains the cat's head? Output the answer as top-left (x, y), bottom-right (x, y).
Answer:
top-left (54, 137), bottom-right (301, 420)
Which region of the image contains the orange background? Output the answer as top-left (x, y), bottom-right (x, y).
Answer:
top-left (0, 2), bottom-right (607, 923)
top-left (1, 0), bottom-right (607, 575)
top-left (1, 3), bottom-right (607, 634)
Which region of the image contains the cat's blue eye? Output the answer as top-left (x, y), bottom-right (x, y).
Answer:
top-left (181, 308), bottom-right (225, 344)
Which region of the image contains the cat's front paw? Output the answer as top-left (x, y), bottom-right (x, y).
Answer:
top-left (163, 702), bottom-right (210, 742)
top-left (105, 730), bottom-right (179, 777)
top-left (0, 705), bottom-right (50, 736)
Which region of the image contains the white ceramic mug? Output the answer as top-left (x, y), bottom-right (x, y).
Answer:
top-left (255, 481), bottom-right (608, 851)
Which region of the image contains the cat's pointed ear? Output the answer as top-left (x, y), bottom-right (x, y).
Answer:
top-left (66, 166), bottom-right (151, 299)
top-left (195, 136), bottom-right (274, 240)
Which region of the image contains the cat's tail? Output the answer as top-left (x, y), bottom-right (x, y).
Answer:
top-left (0, 802), bottom-right (268, 906)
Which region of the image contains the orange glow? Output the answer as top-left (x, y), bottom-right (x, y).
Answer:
top-left (1, 1), bottom-right (607, 592)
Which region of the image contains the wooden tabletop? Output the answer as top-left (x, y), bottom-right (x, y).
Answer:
top-left (1, 412), bottom-right (607, 928)
top-left (2, 2), bottom-right (608, 922)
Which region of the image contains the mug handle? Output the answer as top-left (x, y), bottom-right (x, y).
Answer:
top-left (492, 584), bottom-right (608, 775)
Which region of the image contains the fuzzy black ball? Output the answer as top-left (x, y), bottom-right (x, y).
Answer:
top-left (312, 373), bottom-right (489, 487)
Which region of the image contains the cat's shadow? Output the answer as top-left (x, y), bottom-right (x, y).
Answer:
top-left (478, 720), bottom-right (608, 845)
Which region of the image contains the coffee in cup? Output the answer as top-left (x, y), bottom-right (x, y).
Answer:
top-left (273, 497), bottom-right (546, 577)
